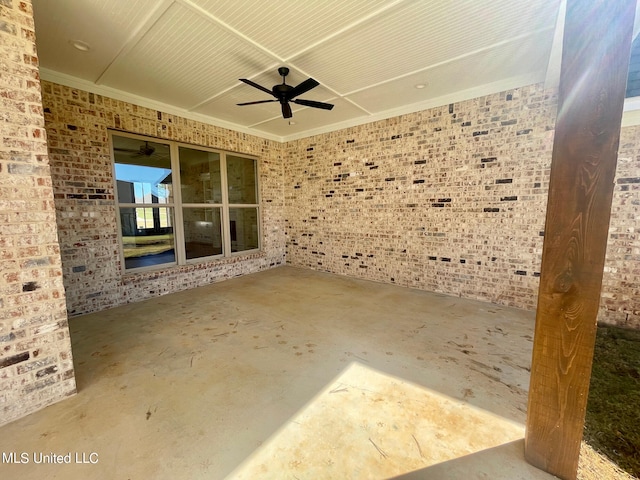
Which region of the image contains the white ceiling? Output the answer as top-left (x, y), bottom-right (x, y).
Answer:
top-left (30, 0), bottom-right (639, 142)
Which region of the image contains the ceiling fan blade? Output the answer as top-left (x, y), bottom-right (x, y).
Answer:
top-left (282, 102), bottom-right (292, 119)
top-left (288, 78), bottom-right (320, 99)
top-left (237, 99), bottom-right (278, 106)
top-left (239, 78), bottom-right (274, 96)
top-left (292, 99), bottom-right (334, 110)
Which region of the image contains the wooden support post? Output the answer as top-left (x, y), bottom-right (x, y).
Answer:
top-left (525, 1), bottom-right (636, 479)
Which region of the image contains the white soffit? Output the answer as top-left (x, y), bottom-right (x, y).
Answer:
top-left (32, 0), bottom-right (570, 142)
top-left (348, 31), bottom-right (553, 114)
top-left (32, 0), bottom-right (165, 82)
top-left (291, 0), bottom-right (559, 95)
top-left (190, 0), bottom-right (400, 58)
top-left (98, 3), bottom-right (276, 108)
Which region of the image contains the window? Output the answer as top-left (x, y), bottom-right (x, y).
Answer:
top-left (111, 132), bottom-right (260, 271)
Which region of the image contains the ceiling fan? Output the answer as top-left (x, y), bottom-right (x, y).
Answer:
top-left (237, 67), bottom-right (334, 119)
top-left (114, 141), bottom-right (156, 157)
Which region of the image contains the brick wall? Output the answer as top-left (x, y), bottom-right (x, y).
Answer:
top-left (285, 85), bottom-right (556, 311)
top-left (37, 72), bottom-right (640, 328)
top-left (41, 82), bottom-right (286, 316)
top-left (601, 125), bottom-right (640, 327)
top-left (0, 0), bottom-right (76, 426)
top-left (284, 84), bottom-right (640, 328)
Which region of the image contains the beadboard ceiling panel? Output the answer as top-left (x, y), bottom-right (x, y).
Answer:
top-left (98, 3), bottom-right (277, 108)
top-left (32, 0), bottom-right (164, 82)
top-left (347, 31), bottom-right (554, 114)
top-left (291, 0), bottom-right (559, 95)
top-left (33, 0), bottom-right (639, 141)
top-left (189, 0), bottom-right (399, 58)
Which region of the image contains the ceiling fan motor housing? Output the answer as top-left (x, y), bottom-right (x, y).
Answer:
top-left (237, 66), bottom-right (334, 119)
top-left (273, 83), bottom-right (293, 101)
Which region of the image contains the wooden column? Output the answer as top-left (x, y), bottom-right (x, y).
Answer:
top-left (525, 1), bottom-right (636, 479)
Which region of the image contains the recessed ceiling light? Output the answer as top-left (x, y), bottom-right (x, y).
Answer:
top-left (70, 40), bottom-right (91, 52)
top-left (414, 83), bottom-right (427, 89)
top-left (289, 121), bottom-right (296, 125)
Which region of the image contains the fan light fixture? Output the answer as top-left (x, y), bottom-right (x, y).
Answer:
top-left (70, 40), bottom-right (91, 52)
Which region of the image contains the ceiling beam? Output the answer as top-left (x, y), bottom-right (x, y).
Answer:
top-left (524, 0), bottom-right (636, 479)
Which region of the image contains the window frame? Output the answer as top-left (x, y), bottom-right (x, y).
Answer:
top-left (110, 131), bottom-right (261, 273)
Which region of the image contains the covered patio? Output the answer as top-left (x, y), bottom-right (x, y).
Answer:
top-left (0, 267), bottom-right (556, 479)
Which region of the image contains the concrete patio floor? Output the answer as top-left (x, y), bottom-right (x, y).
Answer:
top-left (0, 266), bottom-right (557, 479)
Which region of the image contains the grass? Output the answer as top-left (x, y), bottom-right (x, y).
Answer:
top-left (584, 325), bottom-right (640, 478)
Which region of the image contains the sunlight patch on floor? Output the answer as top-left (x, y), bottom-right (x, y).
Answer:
top-left (227, 362), bottom-right (525, 479)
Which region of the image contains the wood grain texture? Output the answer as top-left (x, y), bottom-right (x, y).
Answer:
top-left (524, 1), bottom-right (636, 479)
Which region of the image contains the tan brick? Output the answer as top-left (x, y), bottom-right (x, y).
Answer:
top-left (41, 81), bottom-right (286, 316)
top-left (0, 0), bottom-right (75, 427)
